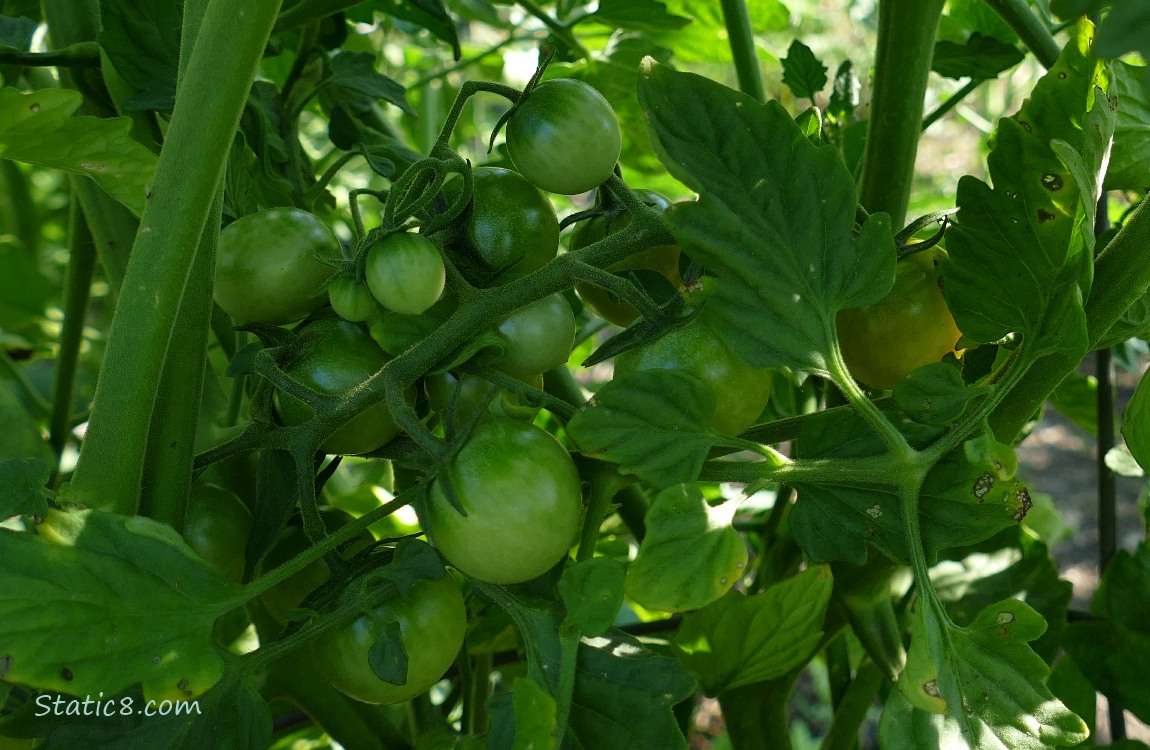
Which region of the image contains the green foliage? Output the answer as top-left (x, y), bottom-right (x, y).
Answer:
top-left (0, 87), bottom-right (157, 215)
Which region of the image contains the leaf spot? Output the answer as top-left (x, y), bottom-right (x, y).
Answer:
top-left (1018, 120), bottom-right (1032, 133)
top-left (996, 611), bottom-right (1014, 626)
top-left (865, 503), bottom-right (882, 519)
top-left (61, 667), bottom-right (73, 681)
top-left (972, 472), bottom-right (994, 500)
top-left (1057, 72), bottom-right (1067, 79)
top-left (29, 102), bottom-right (40, 113)
top-left (1037, 209), bottom-right (1057, 223)
top-left (923, 679), bottom-right (940, 698)
top-left (719, 577), bottom-right (728, 585)
top-left (1040, 174), bottom-right (1063, 191)
top-left (177, 678), bottom-right (190, 692)
top-left (0, 655), bottom-right (11, 679)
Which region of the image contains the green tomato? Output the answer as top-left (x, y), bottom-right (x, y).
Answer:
top-left (313, 574), bottom-right (466, 705)
top-left (214, 208), bottom-right (341, 324)
top-left (365, 232), bottom-right (446, 315)
top-left (571, 190), bottom-right (682, 327)
top-left (467, 166), bottom-right (559, 279)
top-left (836, 250), bottom-right (963, 390)
top-left (506, 79), bottom-right (622, 195)
top-left (183, 482), bottom-right (253, 584)
top-left (426, 418), bottom-right (582, 584)
top-left (492, 294), bottom-right (576, 380)
top-left (424, 370), bottom-right (544, 426)
top-left (275, 317), bottom-right (405, 455)
top-left (328, 275), bottom-right (378, 322)
top-left (614, 317), bottom-right (773, 437)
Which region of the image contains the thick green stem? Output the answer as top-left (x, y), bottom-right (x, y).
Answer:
top-left (990, 195), bottom-right (1150, 440)
top-left (0, 161), bottom-right (40, 258)
top-left (719, 677), bottom-right (796, 750)
top-left (0, 44), bottom-right (101, 68)
top-left (73, 183), bottom-right (136, 296)
top-left (68, 0), bottom-right (283, 513)
top-left (856, 0), bottom-right (946, 229)
top-left (719, 0), bottom-right (765, 103)
top-left (980, 0), bottom-right (1061, 69)
top-left (820, 660), bottom-right (888, 750)
top-left (49, 200), bottom-right (96, 463)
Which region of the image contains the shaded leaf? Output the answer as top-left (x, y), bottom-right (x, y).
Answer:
top-left (329, 51), bottom-right (415, 116)
top-left (1047, 370), bottom-right (1098, 435)
top-left (370, 0), bottom-right (460, 59)
top-left (590, 0), bottom-right (691, 31)
top-left (637, 60), bottom-right (895, 375)
top-left (672, 566), bottom-right (832, 695)
top-left (625, 485), bottom-right (746, 613)
top-left (1095, 0), bottom-right (1150, 59)
top-left (0, 87), bottom-right (157, 216)
top-left (0, 458), bottom-right (49, 518)
top-left (1123, 366), bottom-right (1150, 473)
top-left (511, 677), bottom-right (557, 750)
top-left (566, 369), bottom-right (717, 488)
top-left (943, 24), bottom-right (1111, 358)
top-left (0, 509), bottom-right (237, 700)
top-left (99, 0), bottom-right (181, 112)
top-left (0, 15), bottom-right (35, 51)
top-left (0, 237), bottom-right (53, 327)
top-left (559, 557), bottom-right (626, 637)
top-left (368, 619), bottom-right (409, 685)
top-left (892, 361), bottom-right (972, 426)
top-left (781, 39), bottom-right (827, 100)
top-left (0, 380), bottom-right (53, 465)
top-left (931, 33), bottom-right (1023, 81)
top-left (1105, 61), bottom-right (1150, 191)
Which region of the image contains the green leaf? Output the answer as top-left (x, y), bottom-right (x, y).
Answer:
top-left (931, 535), bottom-right (1071, 663)
top-left (510, 677), bottom-right (557, 750)
top-left (781, 39), bottom-right (827, 100)
top-left (892, 361), bottom-right (972, 426)
top-left (924, 598), bottom-right (1089, 748)
top-left (646, 0), bottom-right (788, 65)
top-left (590, 0), bottom-right (691, 31)
top-left (624, 485), bottom-right (747, 613)
top-left (637, 60), bottom-right (896, 374)
top-left (1105, 61), bottom-right (1150, 191)
top-left (0, 237), bottom-right (53, 327)
top-left (1047, 370), bottom-right (1098, 435)
top-left (368, 619), bottom-right (409, 685)
top-left (1063, 545), bottom-right (1150, 722)
top-left (0, 509), bottom-right (237, 700)
top-left (0, 379), bottom-right (52, 465)
top-left (0, 15), bottom-right (36, 51)
top-left (1095, 0), bottom-right (1150, 59)
top-left (566, 369), bottom-right (718, 488)
top-left (790, 411), bottom-right (1026, 564)
top-left (0, 457), bottom-right (49, 517)
top-left (368, 0), bottom-right (460, 60)
top-left (0, 87), bottom-right (157, 216)
top-left (329, 51), bottom-right (415, 117)
top-left (559, 557), bottom-right (626, 637)
top-left (672, 566), bottom-right (832, 695)
top-left (931, 33), bottom-right (1023, 81)
top-left (1123, 365), bottom-right (1150, 473)
top-left (99, 0), bottom-right (182, 112)
top-left (943, 24), bottom-right (1111, 358)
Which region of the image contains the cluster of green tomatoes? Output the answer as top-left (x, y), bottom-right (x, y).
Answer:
top-left (197, 77), bottom-right (962, 707)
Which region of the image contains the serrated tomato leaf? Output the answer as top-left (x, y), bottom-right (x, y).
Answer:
top-left (0, 87), bottom-right (157, 216)
top-left (943, 23), bottom-right (1112, 358)
top-left (924, 598), bottom-right (1088, 749)
top-left (560, 557), bottom-right (626, 637)
top-left (566, 369), bottom-right (718, 487)
top-left (636, 59), bottom-right (895, 375)
top-left (0, 457), bottom-right (50, 517)
top-left (0, 509), bottom-right (238, 701)
top-left (672, 566), bottom-right (832, 695)
top-left (625, 485), bottom-right (746, 613)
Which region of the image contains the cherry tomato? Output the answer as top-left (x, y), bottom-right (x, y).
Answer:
top-left (836, 249), bottom-right (962, 390)
top-left (313, 574), bottom-right (466, 704)
top-left (426, 418), bottom-right (582, 584)
top-left (505, 79), bottom-right (622, 195)
top-left (467, 166), bottom-right (559, 279)
top-left (214, 208), bottom-right (341, 324)
top-left (571, 190), bottom-right (682, 326)
top-left (183, 482), bottom-right (252, 584)
top-left (614, 317), bottom-right (773, 436)
top-left (365, 232), bottom-right (445, 315)
top-left (275, 317), bottom-right (405, 455)
top-left (491, 293), bottom-right (576, 380)
top-left (328, 275), bottom-right (378, 322)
